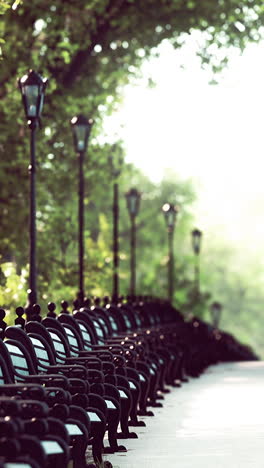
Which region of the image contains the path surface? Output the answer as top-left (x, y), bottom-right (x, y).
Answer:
top-left (105, 361), bottom-right (264, 468)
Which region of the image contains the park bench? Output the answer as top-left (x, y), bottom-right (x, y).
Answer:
top-left (2, 333), bottom-right (111, 466)
top-left (0, 297), bottom-right (187, 466)
top-left (0, 296), bottom-right (259, 468)
top-left (0, 333), bottom-right (106, 467)
top-left (0, 399), bottom-right (47, 468)
top-left (0, 393), bottom-right (70, 467)
top-left (57, 300), bottom-right (181, 414)
top-left (24, 318), bottom-right (130, 452)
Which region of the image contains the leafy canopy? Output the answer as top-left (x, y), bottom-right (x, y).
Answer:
top-left (0, 0), bottom-right (263, 322)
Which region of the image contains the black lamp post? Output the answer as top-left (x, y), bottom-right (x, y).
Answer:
top-left (71, 114), bottom-right (93, 306)
top-left (109, 153), bottom-right (123, 304)
top-left (191, 228), bottom-right (202, 295)
top-left (210, 301), bottom-right (222, 328)
top-left (18, 70), bottom-right (48, 319)
top-left (125, 188), bottom-right (141, 297)
top-left (162, 203), bottom-right (178, 303)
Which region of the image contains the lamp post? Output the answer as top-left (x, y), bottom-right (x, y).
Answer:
top-left (191, 228), bottom-right (202, 295)
top-left (18, 70), bottom-right (48, 319)
top-left (162, 203), bottom-right (178, 303)
top-left (125, 188), bottom-right (141, 297)
top-left (71, 114), bottom-right (93, 306)
top-left (210, 301), bottom-right (222, 328)
top-left (109, 153), bottom-right (123, 304)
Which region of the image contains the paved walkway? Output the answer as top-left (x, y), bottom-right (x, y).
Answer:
top-left (106, 361), bottom-right (264, 468)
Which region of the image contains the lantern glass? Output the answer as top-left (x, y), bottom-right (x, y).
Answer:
top-left (211, 302), bottom-right (222, 326)
top-left (39, 93), bottom-right (45, 116)
top-left (126, 189), bottom-right (140, 216)
top-left (110, 156), bottom-right (122, 177)
top-left (167, 211), bottom-right (175, 228)
top-left (192, 229), bottom-right (202, 254)
top-left (24, 85), bottom-right (39, 117)
top-left (74, 125), bottom-right (88, 151)
top-left (129, 196), bottom-right (137, 214)
top-left (71, 115), bottom-right (92, 153)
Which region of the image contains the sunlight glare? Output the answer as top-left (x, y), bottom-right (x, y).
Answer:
top-left (104, 36), bottom-right (264, 254)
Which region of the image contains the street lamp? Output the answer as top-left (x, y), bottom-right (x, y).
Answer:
top-left (71, 114), bottom-right (93, 306)
top-left (109, 152), bottom-right (123, 304)
top-left (210, 301), bottom-right (222, 328)
top-left (125, 188), bottom-right (141, 297)
top-left (191, 228), bottom-right (202, 295)
top-left (18, 70), bottom-right (48, 319)
top-left (162, 203), bottom-right (178, 303)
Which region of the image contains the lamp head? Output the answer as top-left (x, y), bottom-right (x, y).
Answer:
top-left (191, 228), bottom-right (202, 254)
top-left (125, 188), bottom-right (141, 216)
top-left (71, 114), bottom-right (93, 153)
top-left (162, 203), bottom-right (178, 230)
top-left (18, 69), bottom-right (48, 125)
top-left (109, 148), bottom-right (123, 178)
top-left (210, 301), bottom-right (222, 328)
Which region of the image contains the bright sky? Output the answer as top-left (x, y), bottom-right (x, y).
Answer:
top-left (104, 34), bottom-right (264, 257)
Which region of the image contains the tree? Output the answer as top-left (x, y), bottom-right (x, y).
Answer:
top-left (0, 0), bottom-right (263, 313)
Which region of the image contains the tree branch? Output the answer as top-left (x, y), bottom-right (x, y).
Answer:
top-left (59, 0), bottom-right (131, 88)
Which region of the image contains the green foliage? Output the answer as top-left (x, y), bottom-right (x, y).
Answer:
top-left (198, 240), bottom-right (264, 357)
top-left (0, 262), bottom-right (27, 312)
top-left (0, 0), bottom-right (10, 16)
top-left (0, 0), bottom-right (263, 352)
